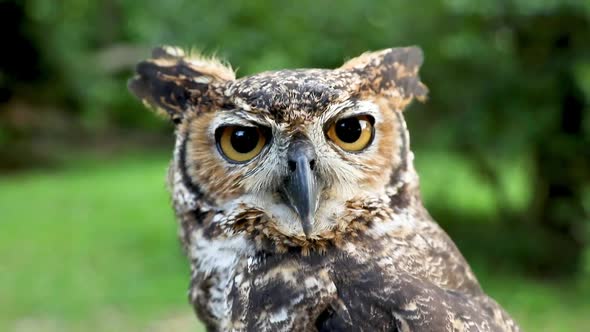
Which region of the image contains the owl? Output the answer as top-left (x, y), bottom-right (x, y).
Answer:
top-left (129, 46), bottom-right (520, 332)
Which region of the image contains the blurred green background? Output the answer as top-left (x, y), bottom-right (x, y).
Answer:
top-left (1, 0), bottom-right (589, 331)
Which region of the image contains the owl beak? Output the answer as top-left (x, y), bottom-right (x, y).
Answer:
top-left (283, 138), bottom-right (319, 238)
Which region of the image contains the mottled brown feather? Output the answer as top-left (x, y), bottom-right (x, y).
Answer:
top-left (129, 46), bottom-right (519, 332)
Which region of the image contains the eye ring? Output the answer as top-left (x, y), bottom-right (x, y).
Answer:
top-left (215, 125), bottom-right (269, 163)
top-left (326, 115), bottom-right (374, 152)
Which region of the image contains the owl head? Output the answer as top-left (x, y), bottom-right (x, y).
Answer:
top-left (129, 46), bottom-right (427, 250)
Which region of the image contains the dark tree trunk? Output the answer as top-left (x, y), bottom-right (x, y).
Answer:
top-left (516, 13), bottom-right (590, 276)
top-left (530, 71), bottom-right (588, 276)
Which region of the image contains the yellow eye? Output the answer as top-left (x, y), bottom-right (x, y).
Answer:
top-left (326, 115), bottom-right (374, 152)
top-left (216, 126), bottom-right (267, 162)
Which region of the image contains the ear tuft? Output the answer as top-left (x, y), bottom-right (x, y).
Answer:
top-left (128, 46), bottom-right (234, 123)
top-left (341, 47), bottom-right (428, 109)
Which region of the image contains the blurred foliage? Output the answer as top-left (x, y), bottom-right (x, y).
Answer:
top-left (1, 1), bottom-right (590, 330)
top-left (0, 0), bottom-right (589, 275)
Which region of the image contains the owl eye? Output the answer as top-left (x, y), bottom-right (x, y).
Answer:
top-left (326, 115), bottom-right (374, 152)
top-left (216, 126), bottom-right (268, 163)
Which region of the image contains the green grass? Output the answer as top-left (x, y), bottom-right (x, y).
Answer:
top-left (0, 154), bottom-right (203, 331)
top-left (0, 151), bottom-right (588, 331)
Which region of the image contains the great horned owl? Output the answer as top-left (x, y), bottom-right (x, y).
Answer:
top-left (129, 46), bottom-right (520, 332)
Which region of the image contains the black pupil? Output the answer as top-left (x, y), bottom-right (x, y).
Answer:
top-left (335, 118), bottom-right (362, 143)
top-left (231, 127), bottom-right (259, 153)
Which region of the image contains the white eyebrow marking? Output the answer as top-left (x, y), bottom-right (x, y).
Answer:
top-left (320, 99), bottom-right (382, 125)
top-left (208, 110), bottom-right (274, 137)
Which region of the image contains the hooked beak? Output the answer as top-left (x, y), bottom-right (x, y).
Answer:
top-left (281, 138), bottom-right (318, 238)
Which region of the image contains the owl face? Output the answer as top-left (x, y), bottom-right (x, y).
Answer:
top-left (129, 46), bottom-right (427, 240)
